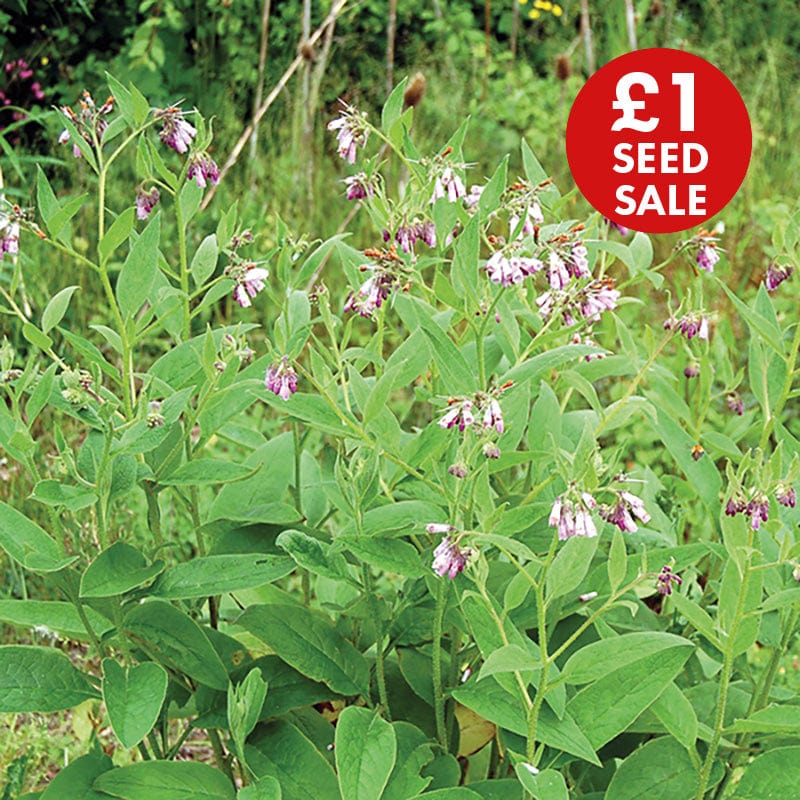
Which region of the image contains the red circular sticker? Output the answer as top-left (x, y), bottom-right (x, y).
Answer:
top-left (566, 48), bottom-right (751, 234)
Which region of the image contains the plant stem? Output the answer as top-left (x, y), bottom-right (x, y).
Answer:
top-left (432, 578), bottom-right (448, 748)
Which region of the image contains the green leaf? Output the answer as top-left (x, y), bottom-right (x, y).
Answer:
top-left (731, 747), bottom-right (800, 799)
top-left (22, 322), bottom-right (53, 353)
top-left (607, 529), bottom-right (626, 593)
top-left (237, 778), bottom-right (281, 800)
top-left (0, 646), bottom-right (99, 712)
top-left (381, 78), bottom-right (407, 132)
top-left (228, 667), bottom-right (268, 758)
top-left (336, 535), bottom-right (426, 578)
top-left (514, 767), bottom-right (567, 800)
top-left (238, 604), bottom-right (370, 697)
top-left (0, 501), bottom-right (76, 572)
top-left (123, 600), bottom-right (229, 690)
top-left (382, 721), bottom-right (433, 800)
top-left (42, 286), bottom-right (79, 334)
top-left (451, 214), bottom-right (481, 304)
top-left (31, 479), bottom-right (98, 512)
top-left (545, 535), bottom-right (598, 602)
top-left (650, 682), bottom-right (698, 748)
top-left (159, 459), bottom-right (255, 486)
top-left (452, 678), bottom-right (599, 765)
top-left (191, 234), bottom-right (219, 287)
top-left (605, 737), bottom-right (698, 800)
top-left (0, 599), bottom-right (112, 641)
top-left (246, 720), bottom-right (339, 800)
top-left (129, 82), bottom-right (150, 126)
top-left (105, 73), bottom-right (134, 126)
top-left (26, 363), bottom-right (58, 426)
top-left (117, 214), bottom-right (161, 320)
top-left (40, 751), bottom-right (113, 800)
top-left (80, 542), bottom-right (164, 597)
top-left (340, 501), bottom-right (444, 537)
top-left (102, 659), bottom-right (168, 749)
top-left (478, 644), bottom-right (540, 681)
top-left (562, 632), bottom-right (694, 684)
top-left (500, 344), bottom-right (599, 386)
top-left (36, 166), bottom-right (60, 233)
top-left (669, 591), bottom-right (721, 649)
top-left (335, 706), bottom-right (396, 800)
top-left (93, 762), bottom-right (235, 800)
top-left (761, 587), bottom-right (800, 612)
top-left (727, 704), bottom-right (800, 734)
top-left (99, 208), bottom-right (136, 264)
top-left (151, 554), bottom-right (294, 599)
top-left (566, 643), bottom-right (694, 748)
top-left (276, 529), bottom-right (351, 582)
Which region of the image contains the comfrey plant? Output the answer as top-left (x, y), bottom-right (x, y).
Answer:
top-left (0, 75), bottom-right (799, 800)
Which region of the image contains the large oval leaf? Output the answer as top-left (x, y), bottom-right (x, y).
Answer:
top-left (0, 645), bottom-right (99, 712)
top-left (238, 604), bottom-right (369, 697)
top-left (605, 737), bottom-right (698, 800)
top-left (0, 501), bottom-right (76, 572)
top-left (93, 761), bottom-right (235, 800)
top-left (335, 707), bottom-right (397, 800)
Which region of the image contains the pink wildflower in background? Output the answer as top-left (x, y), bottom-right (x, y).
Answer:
top-left (328, 103), bottom-right (369, 163)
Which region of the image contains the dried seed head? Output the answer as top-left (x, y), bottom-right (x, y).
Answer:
top-left (555, 54), bottom-right (572, 81)
top-left (403, 72), bottom-right (427, 110)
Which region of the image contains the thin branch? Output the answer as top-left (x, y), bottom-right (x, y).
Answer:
top-left (386, 0), bottom-right (398, 95)
top-left (580, 0), bottom-right (595, 75)
top-left (624, 0), bottom-right (637, 51)
top-left (200, 0), bottom-right (351, 212)
top-left (249, 0), bottom-right (272, 161)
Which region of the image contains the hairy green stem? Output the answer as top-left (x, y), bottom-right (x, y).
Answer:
top-left (432, 579), bottom-right (448, 748)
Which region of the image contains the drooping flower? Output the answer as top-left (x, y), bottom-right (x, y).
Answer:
top-left (549, 493), bottom-right (598, 540)
top-left (155, 106), bottom-right (197, 154)
top-left (599, 490), bottom-right (650, 533)
top-left (343, 172), bottom-right (376, 201)
top-left (579, 279), bottom-right (620, 321)
top-left (776, 485), bottom-right (797, 508)
top-left (344, 247), bottom-right (404, 319)
top-left (146, 400), bottom-right (165, 428)
top-left (668, 312), bottom-right (710, 341)
top-left (656, 564), bottom-right (682, 596)
top-left (483, 442), bottom-right (501, 459)
top-left (58, 91), bottom-right (114, 158)
top-left (187, 152), bottom-right (220, 188)
top-left (746, 493), bottom-right (770, 530)
top-left (416, 220), bottom-right (437, 248)
top-left (448, 462), bottom-right (468, 479)
top-left (726, 391), bottom-right (744, 416)
top-left (547, 250), bottom-right (570, 290)
top-left (135, 186), bottom-right (160, 220)
top-left (438, 399), bottom-right (475, 432)
top-left (464, 184), bottom-right (485, 208)
top-left (327, 103), bottom-right (370, 163)
top-left (725, 490), bottom-right (747, 517)
top-left (765, 262), bottom-right (793, 292)
top-left (432, 166), bottom-right (466, 203)
top-left (431, 533), bottom-right (474, 579)
top-left (426, 523), bottom-right (456, 535)
top-left (697, 244), bottom-right (719, 273)
top-left (0, 219), bottom-right (19, 258)
top-left (265, 356), bottom-right (298, 401)
top-left (227, 263), bottom-right (269, 308)
top-left (482, 398), bottom-right (504, 434)
top-left (684, 362), bottom-right (700, 379)
top-left (485, 250), bottom-right (542, 286)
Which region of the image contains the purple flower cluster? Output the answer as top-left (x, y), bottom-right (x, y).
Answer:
top-left (599, 491), bottom-right (651, 533)
top-left (188, 152), bottom-right (220, 188)
top-left (549, 493), bottom-right (598, 540)
top-left (135, 186), bottom-right (160, 220)
top-left (696, 243), bottom-right (719, 272)
top-left (664, 313), bottom-right (710, 341)
top-left (726, 391), bottom-right (744, 416)
top-left (1, 59), bottom-right (45, 140)
top-left (656, 564), bottom-right (682, 596)
top-left (427, 524), bottom-right (474, 579)
top-left (155, 106), bottom-right (197, 154)
top-left (725, 487), bottom-right (783, 530)
top-left (344, 246), bottom-right (407, 318)
top-left (265, 356), bottom-right (298, 401)
top-left (58, 91), bottom-right (114, 158)
top-left (537, 279), bottom-right (620, 325)
top-left (438, 384), bottom-right (512, 436)
top-left (385, 220), bottom-right (437, 253)
top-left (432, 166), bottom-right (466, 203)
top-left (485, 250), bottom-right (543, 286)
top-left (225, 262), bottom-right (269, 308)
top-left (344, 173), bottom-right (376, 201)
top-left (765, 263), bottom-right (793, 292)
top-left (604, 217), bottom-right (630, 236)
top-left (0, 218), bottom-right (19, 259)
top-left (328, 103), bottom-right (370, 163)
